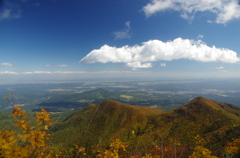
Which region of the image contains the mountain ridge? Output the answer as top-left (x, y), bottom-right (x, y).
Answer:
top-left (50, 96), bottom-right (240, 156)
top-left (50, 99), bottom-right (163, 151)
top-left (174, 96), bottom-right (240, 120)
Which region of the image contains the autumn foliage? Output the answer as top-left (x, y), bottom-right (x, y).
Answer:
top-left (0, 105), bottom-right (53, 158)
top-left (0, 94), bottom-right (240, 157)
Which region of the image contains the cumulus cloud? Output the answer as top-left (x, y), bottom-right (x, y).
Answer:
top-left (126, 62), bottom-right (152, 70)
top-left (160, 63), bottom-right (166, 67)
top-left (57, 64), bottom-right (67, 67)
top-left (215, 66), bottom-right (224, 69)
top-left (113, 21), bottom-right (131, 39)
top-left (79, 38), bottom-right (239, 69)
top-left (142, 0), bottom-right (240, 24)
top-left (0, 62), bottom-right (14, 66)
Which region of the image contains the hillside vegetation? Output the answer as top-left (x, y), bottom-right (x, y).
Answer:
top-left (48, 97), bottom-right (240, 157)
top-left (50, 99), bottom-right (163, 153)
top-left (1, 95), bottom-right (240, 157)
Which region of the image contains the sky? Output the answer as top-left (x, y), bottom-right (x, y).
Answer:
top-left (0, 0), bottom-right (240, 83)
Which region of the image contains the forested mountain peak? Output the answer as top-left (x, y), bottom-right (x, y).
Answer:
top-left (50, 99), bottom-right (163, 147)
top-left (49, 97), bottom-right (240, 157)
top-left (98, 99), bottom-right (163, 115)
top-left (173, 96), bottom-right (240, 120)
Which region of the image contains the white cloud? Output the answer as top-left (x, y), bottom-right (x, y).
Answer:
top-left (0, 71), bottom-right (141, 75)
top-left (207, 20), bottom-right (213, 23)
top-left (0, 71), bottom-right (151, 83)
top-left (142, 0), bottom-right (240, 24)
top-left (23, 71), bottom-right (53, 74)
top-left (57, 64), bottom-right (67, 67)
top-left (113, 21), bottom-right (131, 39)
top-left (0, 4), bottom-right (21, 21)
top-left (0, 63), bottom-right (14, 66)
top-left (126, 62), bottom-right (152, 70)
top-left (46, 64), bottom-right (51, 67)
top-left (79, 38), bottom-right (239, 69)
top-left (215, 66), bottom-right (224, 69)
top-left (215, 66), bottom-right (227, 72)
top-left (0, 71), bottom-right (18, 74)
top-left (160, 63), bottom-right (166, 67)
top-left (197, 35), bottom-right (204, 39)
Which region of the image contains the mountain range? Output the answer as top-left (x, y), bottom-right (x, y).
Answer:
top-left (49, 96), bottom-right (240, 157)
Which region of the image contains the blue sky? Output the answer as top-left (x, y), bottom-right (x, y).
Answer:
top-left (0, 0), bottom-right (240, 82)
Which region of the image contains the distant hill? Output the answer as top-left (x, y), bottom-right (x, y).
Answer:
top-left (38, 88), bottom-right (124, 109)
top-left (37, 88), bottom-right (198, 113)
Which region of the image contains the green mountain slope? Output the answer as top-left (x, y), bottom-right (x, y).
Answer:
top-left (158, 96), bottom-right (240, 128)
top-left (50, 99), bottom-right (163, 152)
top-left (143, 96), bottom-right (240, 155)
top-left (50, 97), bottom-right (240, 157)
